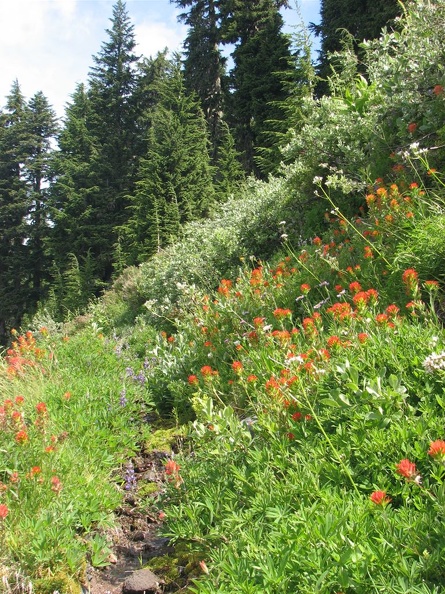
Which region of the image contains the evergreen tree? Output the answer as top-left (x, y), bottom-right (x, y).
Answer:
top-left (48, 83), bottom-right (105, 292)
top-left (0, 84), bottom-right (57, 340)
top-left (23, 91), bottom-right (59, 304)
top-left (312, 0), bottom-right (401, 90)
top-left (87, 0), bottom-right (141, 279)
top-left (224, 0), bottom-right (293, 176)
top-left (173, 1), bottom-right (225, 151)
top-left (0, 82), bottom-right (30, 340)
top-left (123, 56), bottom-right (215, 264)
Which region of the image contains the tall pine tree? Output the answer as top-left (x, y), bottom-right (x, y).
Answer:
top-left (23, 91), bottom-right (58, 304)
top-left (312, 0), bottom-right (401, 91)
top-left (48, 83), bottom-right (105, 307)
top-left (0, 84), bottom-right (57, 340)
top-left (122, 55), bottom-right (215, 264)
top-left (87, 0), bottom-right (141, 279)
top-left (0, 82), bottom-right (30, 340)
top-left (222, 0), bottom-right (294, 176)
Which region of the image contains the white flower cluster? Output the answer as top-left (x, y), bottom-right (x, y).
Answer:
top-left (423, 351), bottom-right (445, 374)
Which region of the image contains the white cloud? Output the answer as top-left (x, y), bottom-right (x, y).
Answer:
top-left (135, 19), bottom-right (187, 59)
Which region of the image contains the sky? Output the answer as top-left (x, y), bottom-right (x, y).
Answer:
top-left (0, 0), bottom-right (321, 119)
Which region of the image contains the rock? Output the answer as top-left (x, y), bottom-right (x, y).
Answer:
top-left (122, 568), bottom-right (164, 593)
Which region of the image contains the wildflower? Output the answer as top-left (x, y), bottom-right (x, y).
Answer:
top-left (424, 280), bottom-right (439, 292)
top-left (15, 430), bottom-right (28, 444)
top-left (375, 313), bottom-right (389, 326)
top-left (402, 268), bottom-right (419, 296)
top-left (366, 289), bottom-right (379, 305)
top-left (247, 374), bottom-right (258, 383)
top-left (327, 335), bottom-right (342, 349)
top-left (199, 561), bottom-right (210, 575)
top-left (385, 304), bottom-right (400, 318)
top-left (10, 472), bottom-right (19, 483)
top-left (119, 389), bottom-right (128, 407)
top-left (428, 440), bottom-right (445, 461)
top-left (250, 268), bottom-right (263, 287)
top-left (349, 281), bottom-right (362, 294)
top-left (433, 85), bottom-right (444, 96)
top-left (364, 246), bottom-right (374, 259)
top-left (36, 402), bottom-right (48, 415)
top-left (300, 283), bottom-right (311, 294)
top-left (253, 317), bottom-right (265, 327)
top-left (232, 361), bottom-right (243, 373)
top-left (124, 463), bottom-right (137, 491)
top-left (370, 490), bottom-right (391, 506)
top-left (63, 391), bottom-right (71, 400)
top-left (15, 395), bottom-right (24, 406)
top-left (423, 351), bottom-right (445, 373)
top-left (3, 399), bottom-right (13, 411)
top-left (0, 504), bottom-right (9, 519)
top-left (158, 511), bottom-right (166, 521)
top-left (396, 459), bottom-right (421, 483)
top-left (188, 374), bottom-right (199, 385)
top-left (358, 332), bottom-right (369, 344)
top-left (51, 476), bottom-right (63, 494)
top-left (353, 291), bottom-right (369, 308)
top-left (273, 308), bottom-right (292, 318)
top-left (165, 460), bottom-right (181, 476)
top-left (30, 466), bottom-right (42, 477)
top-left (313, 236), bottom-right (322, 246)
top-left (407, 122), bottom-right (417, 134)
top-left (200, 365), bottom-right (217, 377)
top-left (287, 432), bottom-right (295, 440)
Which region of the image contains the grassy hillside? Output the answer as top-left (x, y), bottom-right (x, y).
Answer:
top-left (2, 1), bottom-right (445, 592)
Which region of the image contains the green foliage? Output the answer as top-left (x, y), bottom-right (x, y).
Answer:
top-left (0, 326), bottom-right (154, 582)
top-left (313, 0), bottom-right (401, 91)
top-left (122, 55), bottom-right (215, 265)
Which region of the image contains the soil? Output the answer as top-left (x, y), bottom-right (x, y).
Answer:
top-left (82, 450), bottom-right (179, 594)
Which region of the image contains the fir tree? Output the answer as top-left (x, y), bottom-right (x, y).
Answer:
top-left (224, 0), bottom-right (293, 176)
top-left (48, 83), bottom-right (104, 291)
top-left (312, 0), bottom-right (401, 91)
top-left (23, 91), bottom-right (59, 304)
top-left (0, 82), bottom-right (30, 340)
top-left (123, 56), bottom-right (215, 264)
top-left (173, 0), bottom-right (226, 151)
top-left (87, 0), bottom-right (141, 279)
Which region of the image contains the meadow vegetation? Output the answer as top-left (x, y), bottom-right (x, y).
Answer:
top-left (2, 1), bottom-right (445, 592)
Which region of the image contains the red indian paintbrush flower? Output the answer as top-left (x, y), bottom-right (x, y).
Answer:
top-left (428, 440), bottom-right (445, 460)
top-left (396, 459), bottom-right (421, 484)
top-left (370, 490), bottom-right (391, 506)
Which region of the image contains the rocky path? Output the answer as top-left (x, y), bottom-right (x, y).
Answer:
top-left (82, 450), bottom-right (184, 594)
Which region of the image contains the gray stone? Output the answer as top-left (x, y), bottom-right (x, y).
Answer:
top-left (122, 568), bottom-right (164, 593)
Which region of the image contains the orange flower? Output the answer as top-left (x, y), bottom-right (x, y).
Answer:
top-left (428, 439), bottom-right (445, 460)
top-left (51, 476), bottom-right (63, 494)
top-left (36, 402), bottom-right (48, 415)
top-left (15, 430), bottom-right (28, 444)
top-left (188, 374), bottom-right (199, 385)
top-left (0, 504), bottom-right (9, 519)
top-left (433, 85), bottom-right (444, 96)
top-left (247, 374), bottom-right (258, 383)
top-left (407, 122), bottom-right (417, 134)
top-left (370, 490), bottom-right (391, 506)
top-left (232, 361), bottom-right (243, 373)
top-left (273, 308), bottom-right (292, 318)
top-left (396, 458), bottom-right (420, 483)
